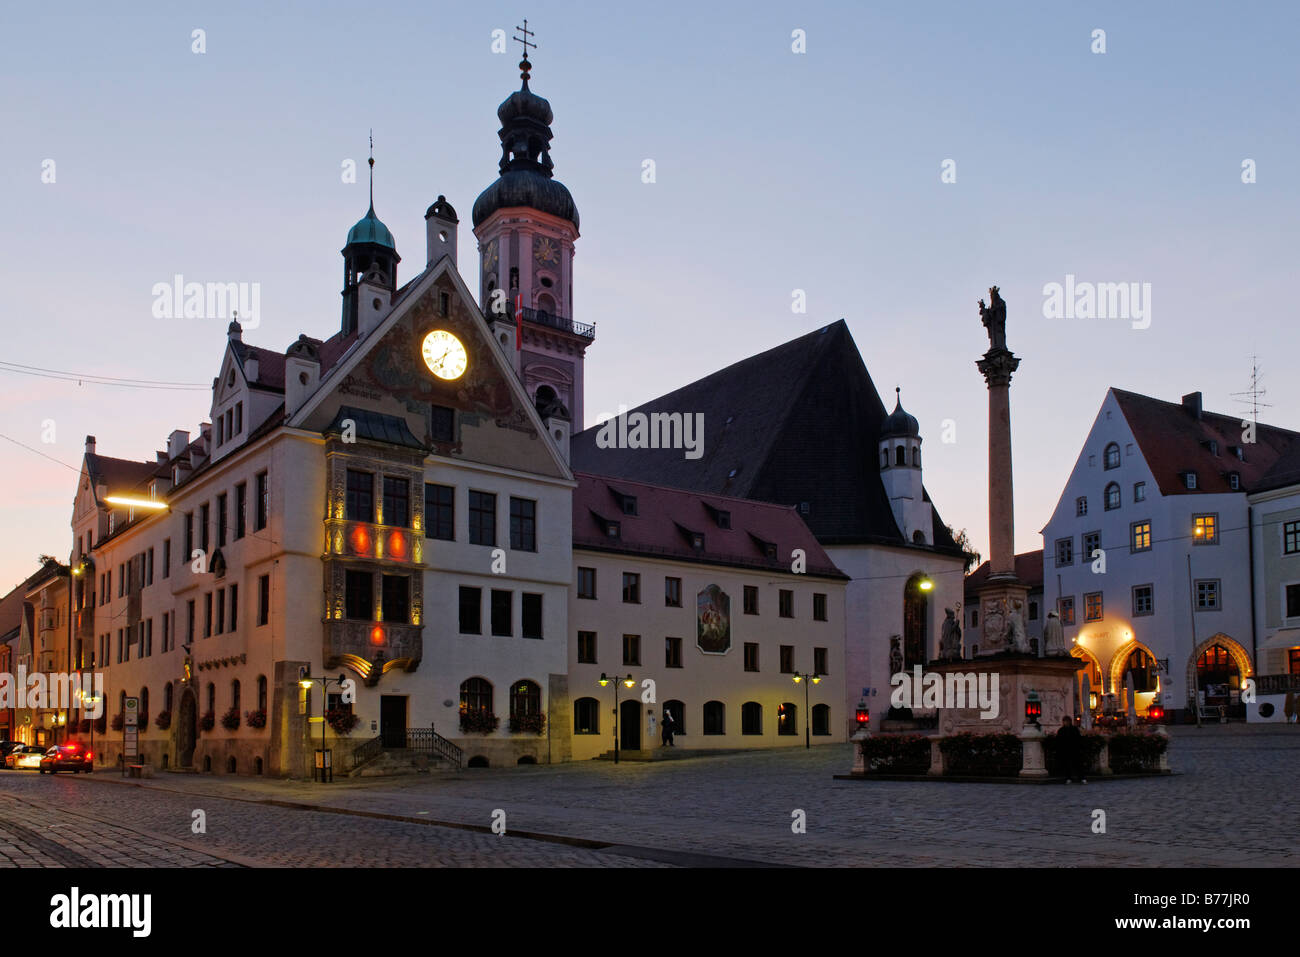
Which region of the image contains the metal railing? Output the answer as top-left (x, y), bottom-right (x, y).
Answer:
top-left (350, 734), bottom-right (383, 770)
top-left (404, 726), bottom-right (464, 769)
top-left (1256, 673), bottom-right (1300, 694)
top-left (485, 305), bottom-right (595, 340)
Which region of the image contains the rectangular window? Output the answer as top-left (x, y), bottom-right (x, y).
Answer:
top-left (622, 634), bottom-right (641, 666)
top-left (215, 587), bottom-right (225, 634)
top-left (1029, 600), bottom-right (1039, 621)
top-left (743, 642), bottom-right (759, 672)
top-left (814, 647), bottom-right (828, 675)
top-left (491, 589), bottom-right (513, 636)
top-left (346, 470), bottom-right (375, 523)
top-left (509, 497), bottom-right (536, 551)
top-left (665, 637), bottom-right (683, 668)
top-left (257, 575), bottom-right (269, 626)
top-left (431, 405), bottom-right (455, 444)
top-left (1133, 584), bottom-right (1154, 616)
top-left (381, 575), bottom-right (409, 624)
top-left (424, 484), bottom-right (454, 541)
top-left (1084, 591), bottom-right (1103, 622)
top-left (458, 586), bottom-right (481, 635)
top-left (1076, 496), bottom-right (1088, 516)
top-left (743, 586), bottom-right (758, 615)
top-left (664, 577), bottom-right (682, 607)
top-left (577, 567), bottom-right (597, 600)
top-left (1055, 537), bottom-right (1074, 567)
top-left (255, 470), bottom-right (269, 530)
top-left (345, 570), bottom-right (373, 621)
top-left (204, 592), bottom-right (212, 637)
top-left (521, 593), bottom-right (543, 639)
top-left (1285, 521), bottom-right (1300, 555)
top-left (116, 629), bottom-right (122, 664)
top-left (813, 593), bottom-right (827, 621)
top-left (577, 631), bottom-right (597, 664)
top-left (779, 645), bottom-right (794, 674)
top-left (145, 618), bottom-right (153, 657)
top-left (1082, 531), bottom-right (1101, 562)
top-left (469, 491), bottom-right (496, 546)
top-left (162, 612), bottom-right (170, 653)
top-left (234, 401), bottom-right (242, 435)
top-left (216, 493), bottom-right (228, 547)
top-left (1134, 481), bottom-right (1146, 503)
top-left (146, 548), bottom-right (154, 586)
top-left (622, 573), bottom-right (641, 604)
top-left (200, 503), bottom-right (210, 553)
top-left (1196, 579), bottom-right (1220, 610)
top-left (185, 513), bottom-right (194, 558)
top-left (383, 476), bottom-right (410, 527)
top-left (1193, 513), bottom-right (1217, 545)
top-left (1058, 597), bottom-right (1075, 626)
top-left (779, 589), bottom-right (793, 618)
top-left (1131, 521), bottom-right (1152, 552)
top-left (187, 600), bottom-right (195, 643)
top-left (235, 483), bottom-right (247, 539)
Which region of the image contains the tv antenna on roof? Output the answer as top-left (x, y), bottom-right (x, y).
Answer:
top-left (1230, 354), bottom-right (1272, 427)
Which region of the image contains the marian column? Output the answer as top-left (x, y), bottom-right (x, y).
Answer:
top-left (974, 287), bottom-right (1030, 656)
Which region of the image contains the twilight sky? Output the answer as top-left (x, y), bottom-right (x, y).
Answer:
top-left (1, 0), bottom-right (1296, 589)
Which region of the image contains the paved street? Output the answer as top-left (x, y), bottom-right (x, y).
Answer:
top-left (0, 724), bottom-right (1295, 867)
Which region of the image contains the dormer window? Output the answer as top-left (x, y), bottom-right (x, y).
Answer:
top-left (1184, 472), bottom-right (1198, 490)
top-left (704, 503), bottom-right (731, 529)
top-left (1207, 440), bottom-right (1219, 456)
top-left (691, 534), bottom-right (705, 551)
top-left (1231, 445), bottom-right (1245, 461)
top-left (606, 521), bottom-right (621, 539)
top-left (1228, 472), bottom-right (1241, 491)
top-left (764, 543), bottom-right (778, 560)
top-left (610, 488), bottom-right (638, 516)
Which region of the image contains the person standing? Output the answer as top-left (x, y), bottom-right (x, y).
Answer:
top-left (661, 707), bottom-right (675, 747)
top-left (1056, 715), bottom-right (1085, 783)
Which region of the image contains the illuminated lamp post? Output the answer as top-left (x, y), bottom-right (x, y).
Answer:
top-left (300, 670), bottom-right (349, 783)
top-left (1025, 689), bottom-right (1042, 728)
top-left (598, 673), bottom-right (635, 764)
top-left (791, 672), bottom-right (822, 749)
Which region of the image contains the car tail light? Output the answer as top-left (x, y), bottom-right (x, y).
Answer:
top-left (85, 751), bottom-right (93, 760)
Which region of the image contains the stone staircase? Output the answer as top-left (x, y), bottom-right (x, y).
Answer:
top-left (349, 748), bottom-right (457, 778)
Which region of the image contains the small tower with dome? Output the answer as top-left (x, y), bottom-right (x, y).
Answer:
top-left (879, 388), bottom-right (932, 545)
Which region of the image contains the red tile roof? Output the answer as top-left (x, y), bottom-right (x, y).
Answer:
top-left (1114, 389), bottom-right (1298, 495)
top-left (573, 472), bottom-right (846, 578)
top-left (964, 549), bottom-right (1044, 595)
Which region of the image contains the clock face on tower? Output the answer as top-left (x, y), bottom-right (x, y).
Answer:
top-left (421, 330), bottom-right (468, 380)
top-left (482, 240), bottom-right (498, 275)
top-left (534, 236), bottom-right (559, 266)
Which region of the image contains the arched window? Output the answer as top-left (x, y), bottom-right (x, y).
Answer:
top-left (881, 448), bottom-right (889, 469)
top-left (812, 703), bottom-right (830, 736)
top-left (912, 446), bottom-right (921, 467)
top-left (120, 690), bottom-right (126, 717)
top-left (741, 701), bottom-right (762, 735)
top-left (164, 683), bottom-right (173, 715)
top-left (460, 677), bottom-right (493, 714)
top-left (1104, 482), bottom-right (1121, 511)
top-left (206, 683), bottom-right (215, 714)
top-left (257, 675), bottom-right (267, 712)
top-left (140, 687), bottom-right (149, 724)
top-left (1104, 443), bottom-right (1121, 470)
top-left (510, 680), bottom-right (541, 718)
top-left (231, 679), bottom-right (240, 713)
top-left (574, 697), bottom-right (600, 734)
top-left (1197, 644), bottom-right (1240, 707)
top-left (895, 446), bottom-right (906, 466)
top-left (536, 292), bottom-right (556, 318)
top-left (778, 702), bottom-right (798, 735)
top-left (1125, 648), bottom-right (1155, 691)
top-left (663, 699), bottom-right (685, 735)
top-left (702, 700), bottom-right (725, 735)
top-left (912, 530), bottom-right (926, 544)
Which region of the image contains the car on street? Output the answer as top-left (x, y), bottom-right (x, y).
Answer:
top-left (39, 743), bottom-right (93, 774)
top-left (0, 741), bottom-right (23, 763)
top-left (5, 745), bottom-right (47, 770)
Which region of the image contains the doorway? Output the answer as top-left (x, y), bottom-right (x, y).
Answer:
top-left (381, 695), bottom-right (407, 748)
top-left (619, 699), bottom-right (640, 751)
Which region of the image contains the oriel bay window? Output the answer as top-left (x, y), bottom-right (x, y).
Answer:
top-left (345, 570), bottom-right (373, 621)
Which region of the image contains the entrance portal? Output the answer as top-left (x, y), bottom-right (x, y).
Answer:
top-left (380, 695), bottom-right (407, 748)
top-left (177, 688), bottom-right (198, 768)
top-left (619, 699), bottom-right (640, 751)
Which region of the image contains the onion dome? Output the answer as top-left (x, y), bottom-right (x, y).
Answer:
top-left (472, 58), bottom-right (578, 229)
top-left (346, 203), bottom-right (396, 250)
top-left (882, 388), bottom-right (921, 439)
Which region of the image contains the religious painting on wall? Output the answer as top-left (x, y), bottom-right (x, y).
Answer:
top-left (697, 585), bottom-right (731, 654)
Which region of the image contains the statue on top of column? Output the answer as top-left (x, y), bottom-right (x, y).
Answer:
top-left (978, 286), bottom-right (1007, 352)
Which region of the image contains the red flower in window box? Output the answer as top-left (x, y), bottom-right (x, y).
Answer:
top-left (154, 711), bottom-right (172, 731)
top-left (245, 709), bottom-right (266, 730)
top-left (509, 712), bottom-right (546, 735)
top-left (325, 709), bottom-right (360, 736)
top-left (220, 707), bottom-right (241, 731)
top-left (110, 712), bottom-right (124, 732)
top-left (199, 711), bottom-right (215, 733)
top-left (459, 708), bottom-right (499, 734)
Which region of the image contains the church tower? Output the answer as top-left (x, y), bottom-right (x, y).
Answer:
top-left (341, 143), bottom-right (399, 337)
top-left (879, 389), bottom-right (933, 545)
top-left (472, 29), bottom-right (593, 430)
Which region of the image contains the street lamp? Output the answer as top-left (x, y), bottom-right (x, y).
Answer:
top-left (791, 671), bottom-right (822, 749)
top-left (1025, 689), bottom-right (1042, 728)
top-left (82, 691), bottom-right (101, 766)
top-left (598, 673), bottom-right (635, 764)
top-left (300, 671), bottom-right (348, 783)
top-left (855, 699), bottom-right (870, 730)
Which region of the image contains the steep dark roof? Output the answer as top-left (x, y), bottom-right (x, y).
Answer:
top-left (964, 550), bottom-right (1044, 596)
top-left (324, 406), bottom-right (425, 450)
top-left (1113, 389), bottom-right (1298, 495)
top-left (573, 473), bottom-right (846, 578)
top-left (1255, 435), bottom-right (1300, 493)
top-left (85, 453), bottom-right (157, 495)
top-left (572, 320), bottom-right (962, 552)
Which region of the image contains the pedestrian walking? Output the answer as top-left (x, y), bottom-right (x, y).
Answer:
top-left (1056, 715), bottom-right (1085, 783)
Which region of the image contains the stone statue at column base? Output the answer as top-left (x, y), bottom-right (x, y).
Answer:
top-left (939, 608), bottom-right (963, 661)
top-left (1042, 610), bottom-right (1067, 656)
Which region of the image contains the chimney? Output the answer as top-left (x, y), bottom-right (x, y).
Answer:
top-left (167, 430), bottom-right (190, 460)
top-left (84, 435), bottom-right (96, 455)
top-left (1182, 392), bottom-right (1202, 419)
top-left (245, 354), bottom-right (259, 383)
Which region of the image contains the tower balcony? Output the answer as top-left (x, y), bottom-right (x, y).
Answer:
top-left (487, 304), bottom-right (594, 340)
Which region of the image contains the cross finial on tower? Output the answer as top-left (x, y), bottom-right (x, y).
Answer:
top-left (367, 129), bottom-right (375, 212)
top-left (514, 18), bottom-right (536, 81)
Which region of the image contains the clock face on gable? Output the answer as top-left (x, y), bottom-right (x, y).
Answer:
top-left (421, 330), bottom-right (468, 381)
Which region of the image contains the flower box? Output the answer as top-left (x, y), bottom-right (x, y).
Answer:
top-left (155, 711), bottom-right (172, 731)
top-left (509, 712), bottom-right (546, 735)
top-left (110, 712), bottom-right (124, 732)
top-left (220, 707), bottom-right (241, 731)
top-left (199, 711), bottom-right (215, 733)
top-left (325, 709), bottom-right (360, 736)
top-left (459, 708), bottom-right (499, 734)
top-left (244, 709), bottom-right (266, 730)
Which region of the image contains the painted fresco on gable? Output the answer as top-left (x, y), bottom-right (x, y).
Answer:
top-left (697, 584), bottom-right (731, 654)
